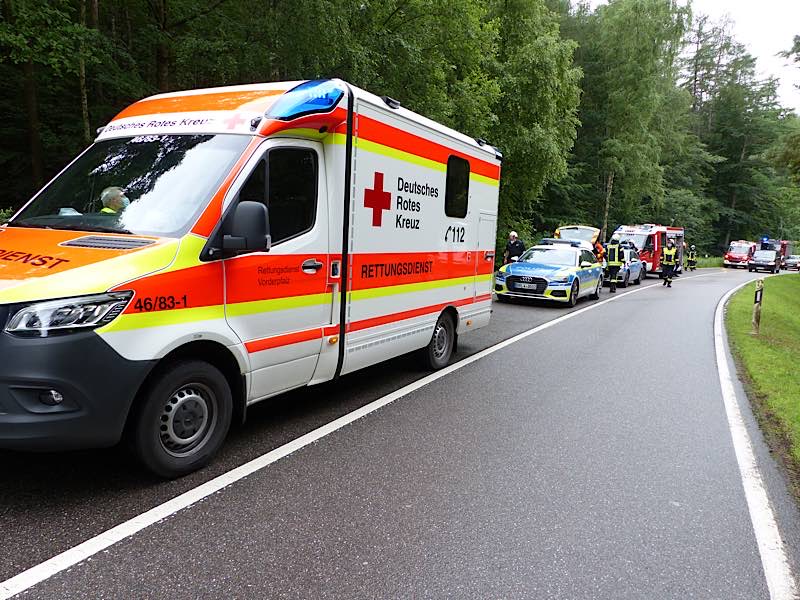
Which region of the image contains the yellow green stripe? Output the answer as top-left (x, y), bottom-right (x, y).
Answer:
top-left (350, 274), bottom-right (492, 301)
top-left (225, 292), bottom-right (332, 317)
top-left (99, 305), bottom-right (225, 332)
top-left (329, 133), bottom-right (499, 187)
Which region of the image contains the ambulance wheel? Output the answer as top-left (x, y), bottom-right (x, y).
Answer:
top-left (423, 313), bottom-right (455, 370)
top-left (130, 360), bottom-right (232, 478)
top-left (568, 281), bottom-right (579, 307)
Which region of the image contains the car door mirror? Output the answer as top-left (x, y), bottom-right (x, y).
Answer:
top-left (224, 201), bottom-right (271, 253)
top-left (511, 256), bottom-right (519, 262)
top-left (580, 260), bottom-right (593, 268)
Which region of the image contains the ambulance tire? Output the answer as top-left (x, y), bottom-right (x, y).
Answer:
top-left (130, 360), bottom-right (233, 479)
top-left (423, 313), bottom-right (456, 370)
top-left (568, 281), bottom-right (579, 307)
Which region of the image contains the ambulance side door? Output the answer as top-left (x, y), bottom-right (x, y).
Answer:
top-left (223, 139), bottom-right (331, 401)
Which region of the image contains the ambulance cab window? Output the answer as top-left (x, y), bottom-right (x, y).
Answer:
top-left (445, 155), bottom-right (469, 219)
top-left (237, 148), bottom-right (317, 245)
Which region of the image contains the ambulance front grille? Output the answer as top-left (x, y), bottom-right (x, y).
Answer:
top-left (61, 236), bottom-right (155, 250)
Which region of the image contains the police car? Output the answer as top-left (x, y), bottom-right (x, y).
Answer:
top-left (494, 242), bottom-right (603, 307)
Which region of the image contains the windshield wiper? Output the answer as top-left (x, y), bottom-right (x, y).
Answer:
top-left (53, 223), bottom-right (134, 235)
top-left (6, 221), bottom-right (52, 229)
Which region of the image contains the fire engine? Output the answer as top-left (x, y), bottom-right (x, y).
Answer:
top-left (612, 224), bottom-right (685, 275)
top-left (0, 79), bottom-right (501, 477)
top-left (723, 240), bottom-right (756, 268)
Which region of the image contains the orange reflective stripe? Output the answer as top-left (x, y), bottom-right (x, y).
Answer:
top-left (113, 89), bottom-right (287, 120)
top-left (191, 137), bottom-right (263, 237)
top-left (351, 251), bottom-right (494, 291)
top-left (357, 114), bottom-right (501, 181)
top-left (347, 294), bottom-right (492, 333)
top-left (245, 327), bottom-right (322, 354)
top-left (243, 294), bottom-right (492, 353)
top-left (113, 262), bottom-right (224, 314)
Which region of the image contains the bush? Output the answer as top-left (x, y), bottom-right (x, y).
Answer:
top-left (0, 207), bottom-right (13, 222)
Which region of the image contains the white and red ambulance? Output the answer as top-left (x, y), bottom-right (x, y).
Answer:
top-left (612, 224), bottom-right (685, 275)
top-left (0, 79), bottom-right (500, 476)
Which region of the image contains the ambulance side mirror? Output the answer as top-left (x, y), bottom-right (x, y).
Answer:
top-left (223, 201), bottom-right (271, 253)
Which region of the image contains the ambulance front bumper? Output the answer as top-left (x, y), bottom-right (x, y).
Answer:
top-left (0, 311), bottom-right (156, 451)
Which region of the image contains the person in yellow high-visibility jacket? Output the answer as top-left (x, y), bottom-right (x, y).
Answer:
top-left (606, 237), bottom-right (624, 293)
top-left (661, 240), bottom-right (678, 287)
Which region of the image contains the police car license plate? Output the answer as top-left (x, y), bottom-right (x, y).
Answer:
top-left (516, 282), bottom-right (538, 290)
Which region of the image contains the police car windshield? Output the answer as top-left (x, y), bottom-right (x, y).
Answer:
top-left (753, 250), bottom-right (776, 260)
top-left (519, 248), bottom-right (577, 266)
top-left (11, 134), bottom-right (250, 238)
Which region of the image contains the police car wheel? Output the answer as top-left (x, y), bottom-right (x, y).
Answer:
top-left (590, 277), bottom-right (601, 300)
top-left (635, 270), bottom-right (643, 285)
top-left (130, 360), bottom-right (233, 479)
top-left (568, 281), bottom-right (579, 307)
top-left (424, 313), bottom-right (455, 370)
top-left (620, 273), bottom-right (629, 288)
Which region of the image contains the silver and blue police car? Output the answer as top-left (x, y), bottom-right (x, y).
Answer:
top-left (494, 241), bottom-right (603, 307)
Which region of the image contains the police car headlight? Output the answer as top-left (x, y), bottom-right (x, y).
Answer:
top-left (495, 271), bottom-right (506, 281)
top-left (550, 275), bottom-right (570, 284)
top-left (5, 292), bottom-right (132, 337)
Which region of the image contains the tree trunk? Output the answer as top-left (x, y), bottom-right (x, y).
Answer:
top-left (79, 0), bottom-right (91, 144)
top-left (601, 171), bottom-right (615, 242)
top-left (90, 0), bottom-right (99, 29)
top-left (724, 140), bottom-right (748, 247)
top-left (23, 59), bottom-right (44, 190)
top-left (155, 0), bottom-right (170, 91)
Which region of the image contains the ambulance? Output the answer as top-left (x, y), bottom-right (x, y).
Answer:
top-left (0, 79), bottom-right (501, 477)
top-left (612, 224), bottom-right (684, 275)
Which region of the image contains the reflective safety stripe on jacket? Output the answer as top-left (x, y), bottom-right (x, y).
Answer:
top-left (662, 247), bottom-right (677, 265)
top-left (607, 244), bottom-right (623, 266)
top-left (688, 250), bottom-right (697, 260)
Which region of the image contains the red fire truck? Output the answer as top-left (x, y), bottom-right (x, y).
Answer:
top-left (723, 240), bottom-right (756, 268)
top-left (612, 224), bottom-right (685, 276)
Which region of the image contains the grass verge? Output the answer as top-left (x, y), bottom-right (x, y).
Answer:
top-left (696, 256), bottom-right (723, 268)
top-left (726, 274), bottom-right (800, 494)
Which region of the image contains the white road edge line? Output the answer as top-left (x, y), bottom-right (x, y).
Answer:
top-left (0, 269), bottom-right (724, 599)
top-left (714, 278), bottom-right (798, 600)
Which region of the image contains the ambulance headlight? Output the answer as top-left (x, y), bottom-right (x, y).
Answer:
top-left (5, 292), bottom-right (132, 337)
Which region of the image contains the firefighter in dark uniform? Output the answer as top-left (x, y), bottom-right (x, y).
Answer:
top-left (686, 244), bottom-right (697, 271)
top-left (606, 237), bottom-right (624, 293)
top-left (661, 239), bottom-right (678, 287)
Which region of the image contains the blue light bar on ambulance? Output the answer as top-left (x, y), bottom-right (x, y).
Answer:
top-left (265, 80), bottom-right (345, 121)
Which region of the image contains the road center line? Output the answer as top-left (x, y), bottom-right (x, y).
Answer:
top-left (714, 279), bottom-right (798, 600)
top-left (0, 269), bottom-right (729, 599)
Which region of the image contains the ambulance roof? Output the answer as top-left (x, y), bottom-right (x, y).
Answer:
top-left (96, 79), bottom-right (500, 161)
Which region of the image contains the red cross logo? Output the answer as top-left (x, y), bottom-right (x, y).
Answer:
top-left (364, 172), bottom-right (391, 227)
top-left (224, 113), bottom-right (246, 130)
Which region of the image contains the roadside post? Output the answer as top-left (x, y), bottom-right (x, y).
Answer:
top-left (751, 278), bottom-right (764, 335)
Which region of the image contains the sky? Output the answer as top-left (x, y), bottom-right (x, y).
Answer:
top-left (588, 0), bottom-right (800, 112)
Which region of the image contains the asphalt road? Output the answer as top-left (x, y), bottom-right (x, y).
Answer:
top-left (2, 267), bottom-right (799, 598)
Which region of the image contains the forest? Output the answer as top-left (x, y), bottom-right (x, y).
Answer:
top-left (1, 0), bottom-right (799, 253)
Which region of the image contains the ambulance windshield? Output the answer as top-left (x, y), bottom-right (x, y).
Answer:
top-left (11, 134), bottom-right (250, 238)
